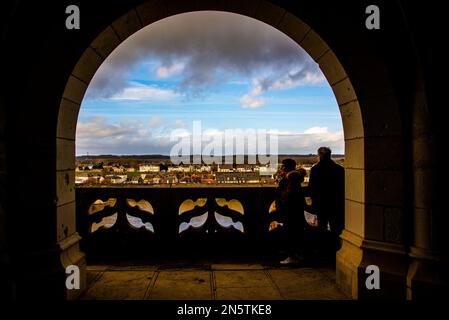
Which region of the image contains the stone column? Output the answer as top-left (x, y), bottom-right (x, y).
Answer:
top-left (335, 74), bottom-right (409, 299)
top-left (406, 84), bottom-right (446, 299)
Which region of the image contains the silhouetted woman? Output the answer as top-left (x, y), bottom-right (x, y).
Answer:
top-left (280, 169), bottom-right (307, 265)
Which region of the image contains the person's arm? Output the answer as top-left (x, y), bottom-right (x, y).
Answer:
top-left (303, 197), bottom-right (313, 213)
top-left (307, 166), bottom-right (316, 213)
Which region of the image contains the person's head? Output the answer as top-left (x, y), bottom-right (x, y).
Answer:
top-left (280, 158), bottom-right (296, 173)
top-left (317, 147), bottom-right (332, 161)
top-left (286, 169), bottom-right (306, 189)
top-left (297, 167), bottom-right (307, 179)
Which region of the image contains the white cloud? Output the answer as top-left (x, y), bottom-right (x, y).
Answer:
top-left (149, 116), bottom-right (165, 128)
top-left (270, 71), bottom-right (325, 91)
top-left (173, 119), bottom-right (187, 129)
top-left (240, 68), bottom-right (325, 108)
top-left (276, 128), bottom-right (344, 154)
top-left (110, 84), bottom-right (177, 101)
top-left (76, 117), bottom-right (174, 155)
top-left (76, 118), bottom-right (344, 156)
top-left (76, 117), bottom-right (134, 139)
top-left (304, 127), bottom-right (329, 134)
top-left (156, 62), bottom-right (185, 78)
top-left (263, 127), bottom-right (344, 154)
top-left (240, 94), bottom-right (265, 108)
top-left (170, 129), bottom-right (190, 138)
top-left (267, 130), bottom-right (301, 136)
top-left (203, 128), bottom-right (224, 137)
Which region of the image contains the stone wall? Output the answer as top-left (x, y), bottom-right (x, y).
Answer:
top-left (0, 0), bottom-right (446, 299)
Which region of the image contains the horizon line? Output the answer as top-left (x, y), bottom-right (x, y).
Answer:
top-left (76, 153), bottom-right (345, 157)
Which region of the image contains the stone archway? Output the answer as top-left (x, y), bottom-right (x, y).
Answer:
top-left (56, 0), bottom-right (407, 299)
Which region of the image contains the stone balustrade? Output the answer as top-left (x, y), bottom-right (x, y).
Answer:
top-left (76, 185), bottom-right (315, 262)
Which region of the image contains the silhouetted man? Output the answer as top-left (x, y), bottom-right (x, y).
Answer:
top-left (308, 147), bottom-right (345, 257)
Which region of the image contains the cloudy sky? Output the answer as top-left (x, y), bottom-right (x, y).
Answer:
top-left (77, 11), bottom-right (343, 156)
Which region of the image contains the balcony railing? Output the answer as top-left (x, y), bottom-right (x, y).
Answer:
top-left (76, 185), bottom-right (316, 261)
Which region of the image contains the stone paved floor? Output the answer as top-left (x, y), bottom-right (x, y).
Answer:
top-left (81, 262), bottom-right (349, 300)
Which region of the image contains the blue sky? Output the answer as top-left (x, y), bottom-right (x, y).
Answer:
top-left (77, 11), bottom-right (343, 156)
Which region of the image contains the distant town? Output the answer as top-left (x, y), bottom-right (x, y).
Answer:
top-left (75, 155), bottom-right (344, 186)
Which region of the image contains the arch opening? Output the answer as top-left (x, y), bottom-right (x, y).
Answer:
top-left (57, 0), bottom-right (375, 299)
